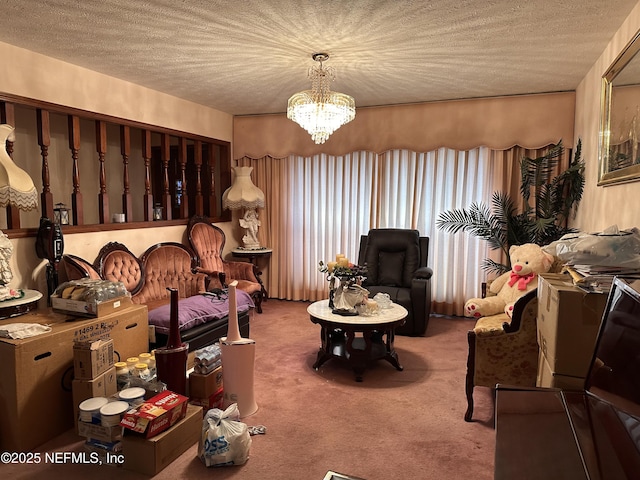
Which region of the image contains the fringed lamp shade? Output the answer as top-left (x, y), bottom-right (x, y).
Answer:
top-left (0, 124), bottom-right (38, 211)
top-left (222, 166), bottom-right (265, 210)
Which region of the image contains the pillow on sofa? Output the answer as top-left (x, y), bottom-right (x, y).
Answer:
top-left (148, 290), bottom-right (255, 335)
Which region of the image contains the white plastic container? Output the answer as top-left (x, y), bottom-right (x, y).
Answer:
top-left (138, 352), bottom-right (152, 365)
top-left (118, 387), bottom-right (146, 406)
top-left (126, 357), bottom-right (139, 368)
top-left (78, 396), bottom-right (109, 423)
top-left (100, 400), bottom-right (130, 427)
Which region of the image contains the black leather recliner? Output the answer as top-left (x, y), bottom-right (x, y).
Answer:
top-left (358, 229), bottom-right (433, 336)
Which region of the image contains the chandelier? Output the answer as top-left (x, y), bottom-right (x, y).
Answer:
top-left (287, 53), bottom-right (356, 144)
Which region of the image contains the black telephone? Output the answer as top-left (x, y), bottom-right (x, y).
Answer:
top-left (36, 217), bottom-right (64, 302)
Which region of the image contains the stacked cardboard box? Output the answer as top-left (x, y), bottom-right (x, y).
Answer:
top-left (189, 345), bottom-right (223, 412)
top-left (72, 338), bottom-right (118, 429)
top-left (122, 403), bottom-right (202, 475)
top-left (536, 274), bottom-right (608, 389)
top-left (189, 366), bottom-right (224, 411)
top-left (0, 304), bottom-right (149, 451)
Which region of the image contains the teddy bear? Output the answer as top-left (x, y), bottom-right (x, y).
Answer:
top-left (465, 243), bottom-right (555, 319)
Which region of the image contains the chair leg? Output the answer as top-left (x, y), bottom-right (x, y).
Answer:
top-left (253, 291), bottom-right (263, 313)
top-left (464, 330), bottom-right (476, 422)
top-left (465, 380), bottom-right (474, 422)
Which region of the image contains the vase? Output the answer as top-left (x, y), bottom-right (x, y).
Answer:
top-left (154, 288), bottom-right (188, 394)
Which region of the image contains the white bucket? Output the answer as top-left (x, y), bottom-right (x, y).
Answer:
top-left (78, 397), bottom-right (108, 423)
top-left (119, 387), bottom-right (146, 406)
top-left (100, 401), bottom-right (130, 427)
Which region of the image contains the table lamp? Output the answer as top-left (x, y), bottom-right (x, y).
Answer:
top-left (222, 166), bottom-right (265, 250)
top-left (0, 124), bottom-right (38, 305)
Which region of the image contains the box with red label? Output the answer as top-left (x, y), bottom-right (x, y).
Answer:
top-left (188, 366), bottom-right (223, 399)
top-left (190, 388), bottom-right (224, 414)
top-left (120, 391), bottom-right (188, 439)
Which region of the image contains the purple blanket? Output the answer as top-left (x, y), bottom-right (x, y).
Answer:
top-left (148, 290), bottom-right (255, 335)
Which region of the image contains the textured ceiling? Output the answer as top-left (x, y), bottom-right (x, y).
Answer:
top-left (0, 0), bottom-right (637, 116)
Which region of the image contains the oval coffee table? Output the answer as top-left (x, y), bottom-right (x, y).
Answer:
top-left (307, 299), bottom-right (408, 381)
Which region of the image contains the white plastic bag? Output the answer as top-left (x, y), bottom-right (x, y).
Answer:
top-left (543, 226), bottom-right (640, 268)
top-left (198, 403), bottom-right (251, 467)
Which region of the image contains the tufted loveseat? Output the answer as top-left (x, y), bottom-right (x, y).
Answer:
top-left (60, 241), bottom-right (252, 351)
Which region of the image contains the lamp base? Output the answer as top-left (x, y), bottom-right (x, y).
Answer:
top-left (0, 289), bottom-right (42, 320)
top-left (239, 207), bottom-right (262, 250)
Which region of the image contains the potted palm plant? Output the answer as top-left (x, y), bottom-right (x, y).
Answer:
top-left (436, 140), bottom-right (585, 275)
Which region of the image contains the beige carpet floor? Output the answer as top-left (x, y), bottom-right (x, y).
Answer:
top-left (6, 300), bottom-right (496, 479)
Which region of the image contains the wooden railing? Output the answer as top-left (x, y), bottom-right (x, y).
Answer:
top-left (0, 94), bottom-right (231, 237)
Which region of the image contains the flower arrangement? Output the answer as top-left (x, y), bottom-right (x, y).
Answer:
top-left (319, 254), bottom-right (368, 313)
top-left (318, 254), bottom-right (367, 280)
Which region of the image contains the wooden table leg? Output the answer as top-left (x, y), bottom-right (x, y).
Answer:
top-left (383, 328), bottom-right (403, 371)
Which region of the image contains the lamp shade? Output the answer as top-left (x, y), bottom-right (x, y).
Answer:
top-left (222, 166), bottom-right (265, 210)
top-left (0, 124), bottom-right (38, 211)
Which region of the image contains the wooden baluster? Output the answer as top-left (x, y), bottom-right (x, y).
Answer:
top-left (141, 129), bottom-right (153, 221)
top-left (1, 102), bottom-right (20, 228)
top-left (207, 143), bottom-right (218, 217)
top-left (178, 137), bottom-right (188, 218)
top-left (120, 125), bottom-right (132, 222)
top-left (96, 120), bottom-right (109, 223)
top-left (194, 140), bottom-right (204, 216)
top-left (68, 115), bottom-right (84, 225)
top-left (160, 133), bottom-right (172, 220)
top-left (37, 109), bottom-right (54, 220)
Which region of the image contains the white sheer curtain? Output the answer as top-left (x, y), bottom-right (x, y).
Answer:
top-left (239, 146), bottom-right (498, 315)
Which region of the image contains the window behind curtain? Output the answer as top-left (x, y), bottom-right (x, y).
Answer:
top-left (240, 146), bottom-right (496, 315)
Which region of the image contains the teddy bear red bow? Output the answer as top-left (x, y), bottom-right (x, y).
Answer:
top-left (465, 243), bottom-right (554, 319)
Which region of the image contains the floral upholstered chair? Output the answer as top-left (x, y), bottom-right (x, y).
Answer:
top-left (464, 289), bottom-right (539, 421)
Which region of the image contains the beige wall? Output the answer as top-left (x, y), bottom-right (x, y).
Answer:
top-left (0, 40), bottom-right (237, 301)
top-left (573, 1), bottom-right (640, 232)
top-left (0, 41), bottom-right (233, 141)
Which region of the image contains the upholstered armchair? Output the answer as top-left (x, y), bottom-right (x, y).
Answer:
top-left (187, 216), bottom-right (264, 313)
top-left (464, 289), bottom-right (539, 421)
top-left (357, 228), bottom-right (432, 336)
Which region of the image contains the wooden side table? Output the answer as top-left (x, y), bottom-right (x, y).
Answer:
top-left (231, 247), bottom-right (272, 300)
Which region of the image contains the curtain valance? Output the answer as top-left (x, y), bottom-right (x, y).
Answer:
top-left (233, 92), bottom-right (575, 159)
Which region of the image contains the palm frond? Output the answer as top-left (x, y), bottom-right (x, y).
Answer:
top-left (520, 141), bottom-right (563, 202)
top-left (481, 258), bottom-right (510, 276)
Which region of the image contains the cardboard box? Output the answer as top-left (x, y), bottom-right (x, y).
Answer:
top-left (52, 295), bottom-right (132, 317)
top-left (120, 391), bottom-right (188, 439)
top-left (78, 420), bottom-right (123, 443)
top-left (190, 388), bottom-right (224, 413)
top-left (0, 304), bottom-right (148, 451)
top-left (537, 274), bottom-right (608, 377)
top-left (536, 350), bottom-right (585, 391)
top-left (189, 366), bottom-right (223, 399)
top-left (73, 338), bottom-right (115, 379)
top-left (72, 367), bottom-right (118, 427)
top-left (122, 403), bottom-right (202, 476)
